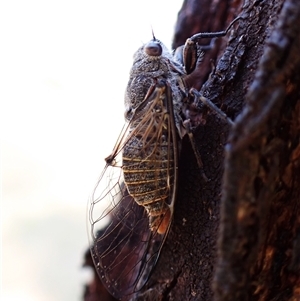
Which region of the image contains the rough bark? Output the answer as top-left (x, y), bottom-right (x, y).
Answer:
top-left (83, 0), bottom-right (300, 300)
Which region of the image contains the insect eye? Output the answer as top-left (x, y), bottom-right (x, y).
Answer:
top-left (145, 41), bottom-right (162, 57)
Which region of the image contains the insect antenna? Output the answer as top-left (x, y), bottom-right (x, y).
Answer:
top-left (151, 26), bottom-right (156, 41)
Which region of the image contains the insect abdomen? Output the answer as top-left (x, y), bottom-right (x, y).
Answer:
top-left (123, 136), bottom-right (174, 234)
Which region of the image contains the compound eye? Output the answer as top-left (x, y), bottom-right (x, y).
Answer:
top-left (145, 41), bottom-right (162, 56)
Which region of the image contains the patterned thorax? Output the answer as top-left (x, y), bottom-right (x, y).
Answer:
top-left (124, 38), bottom-right (187, 137)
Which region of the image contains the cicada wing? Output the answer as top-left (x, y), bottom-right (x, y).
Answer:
top-left (88, 81), bottom-right (178, 300)
top-left (88, 159), bottom-right (166, 300)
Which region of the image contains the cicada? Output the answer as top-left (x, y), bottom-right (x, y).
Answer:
top-left (88, 17), bottom-right (240, 300)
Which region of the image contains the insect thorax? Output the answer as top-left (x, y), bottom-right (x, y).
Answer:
top-left (124, 42), bottom-right (187, 136)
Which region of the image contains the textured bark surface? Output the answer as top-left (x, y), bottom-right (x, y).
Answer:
top-left (83, 0), bottom-right (300, 300)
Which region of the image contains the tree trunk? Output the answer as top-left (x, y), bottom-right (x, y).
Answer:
top-left (83, 0), bottom-right (300, 300)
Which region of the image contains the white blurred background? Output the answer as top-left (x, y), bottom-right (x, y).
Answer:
top-left (1, 1), bottom-right (183, 300)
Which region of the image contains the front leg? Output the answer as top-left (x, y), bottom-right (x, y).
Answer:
top-left (182, 117), bottom-right (208, 182)
top-left (182, 88), bottom-right (235, 182)
top-left (190, 88), bottom-right (234, 126)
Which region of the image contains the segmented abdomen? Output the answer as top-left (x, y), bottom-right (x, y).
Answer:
top-left (122, 134), bottom-right (174, 233)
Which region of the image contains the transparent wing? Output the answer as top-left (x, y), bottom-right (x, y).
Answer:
top-left (87, 82), bottom-right (178, 300)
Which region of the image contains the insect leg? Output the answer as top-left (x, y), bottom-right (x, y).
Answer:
top-left (189, 16), bottom-right (240, 42)
top-left (183, 118), bottom-right (209, 182)
top-left (180, 16), bottom-right (240, 74)
top-left (190, 88), bottom-right (234, 126)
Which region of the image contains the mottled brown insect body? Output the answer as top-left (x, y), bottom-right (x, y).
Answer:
top-left (122, 40), bottom-right (186, 233)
